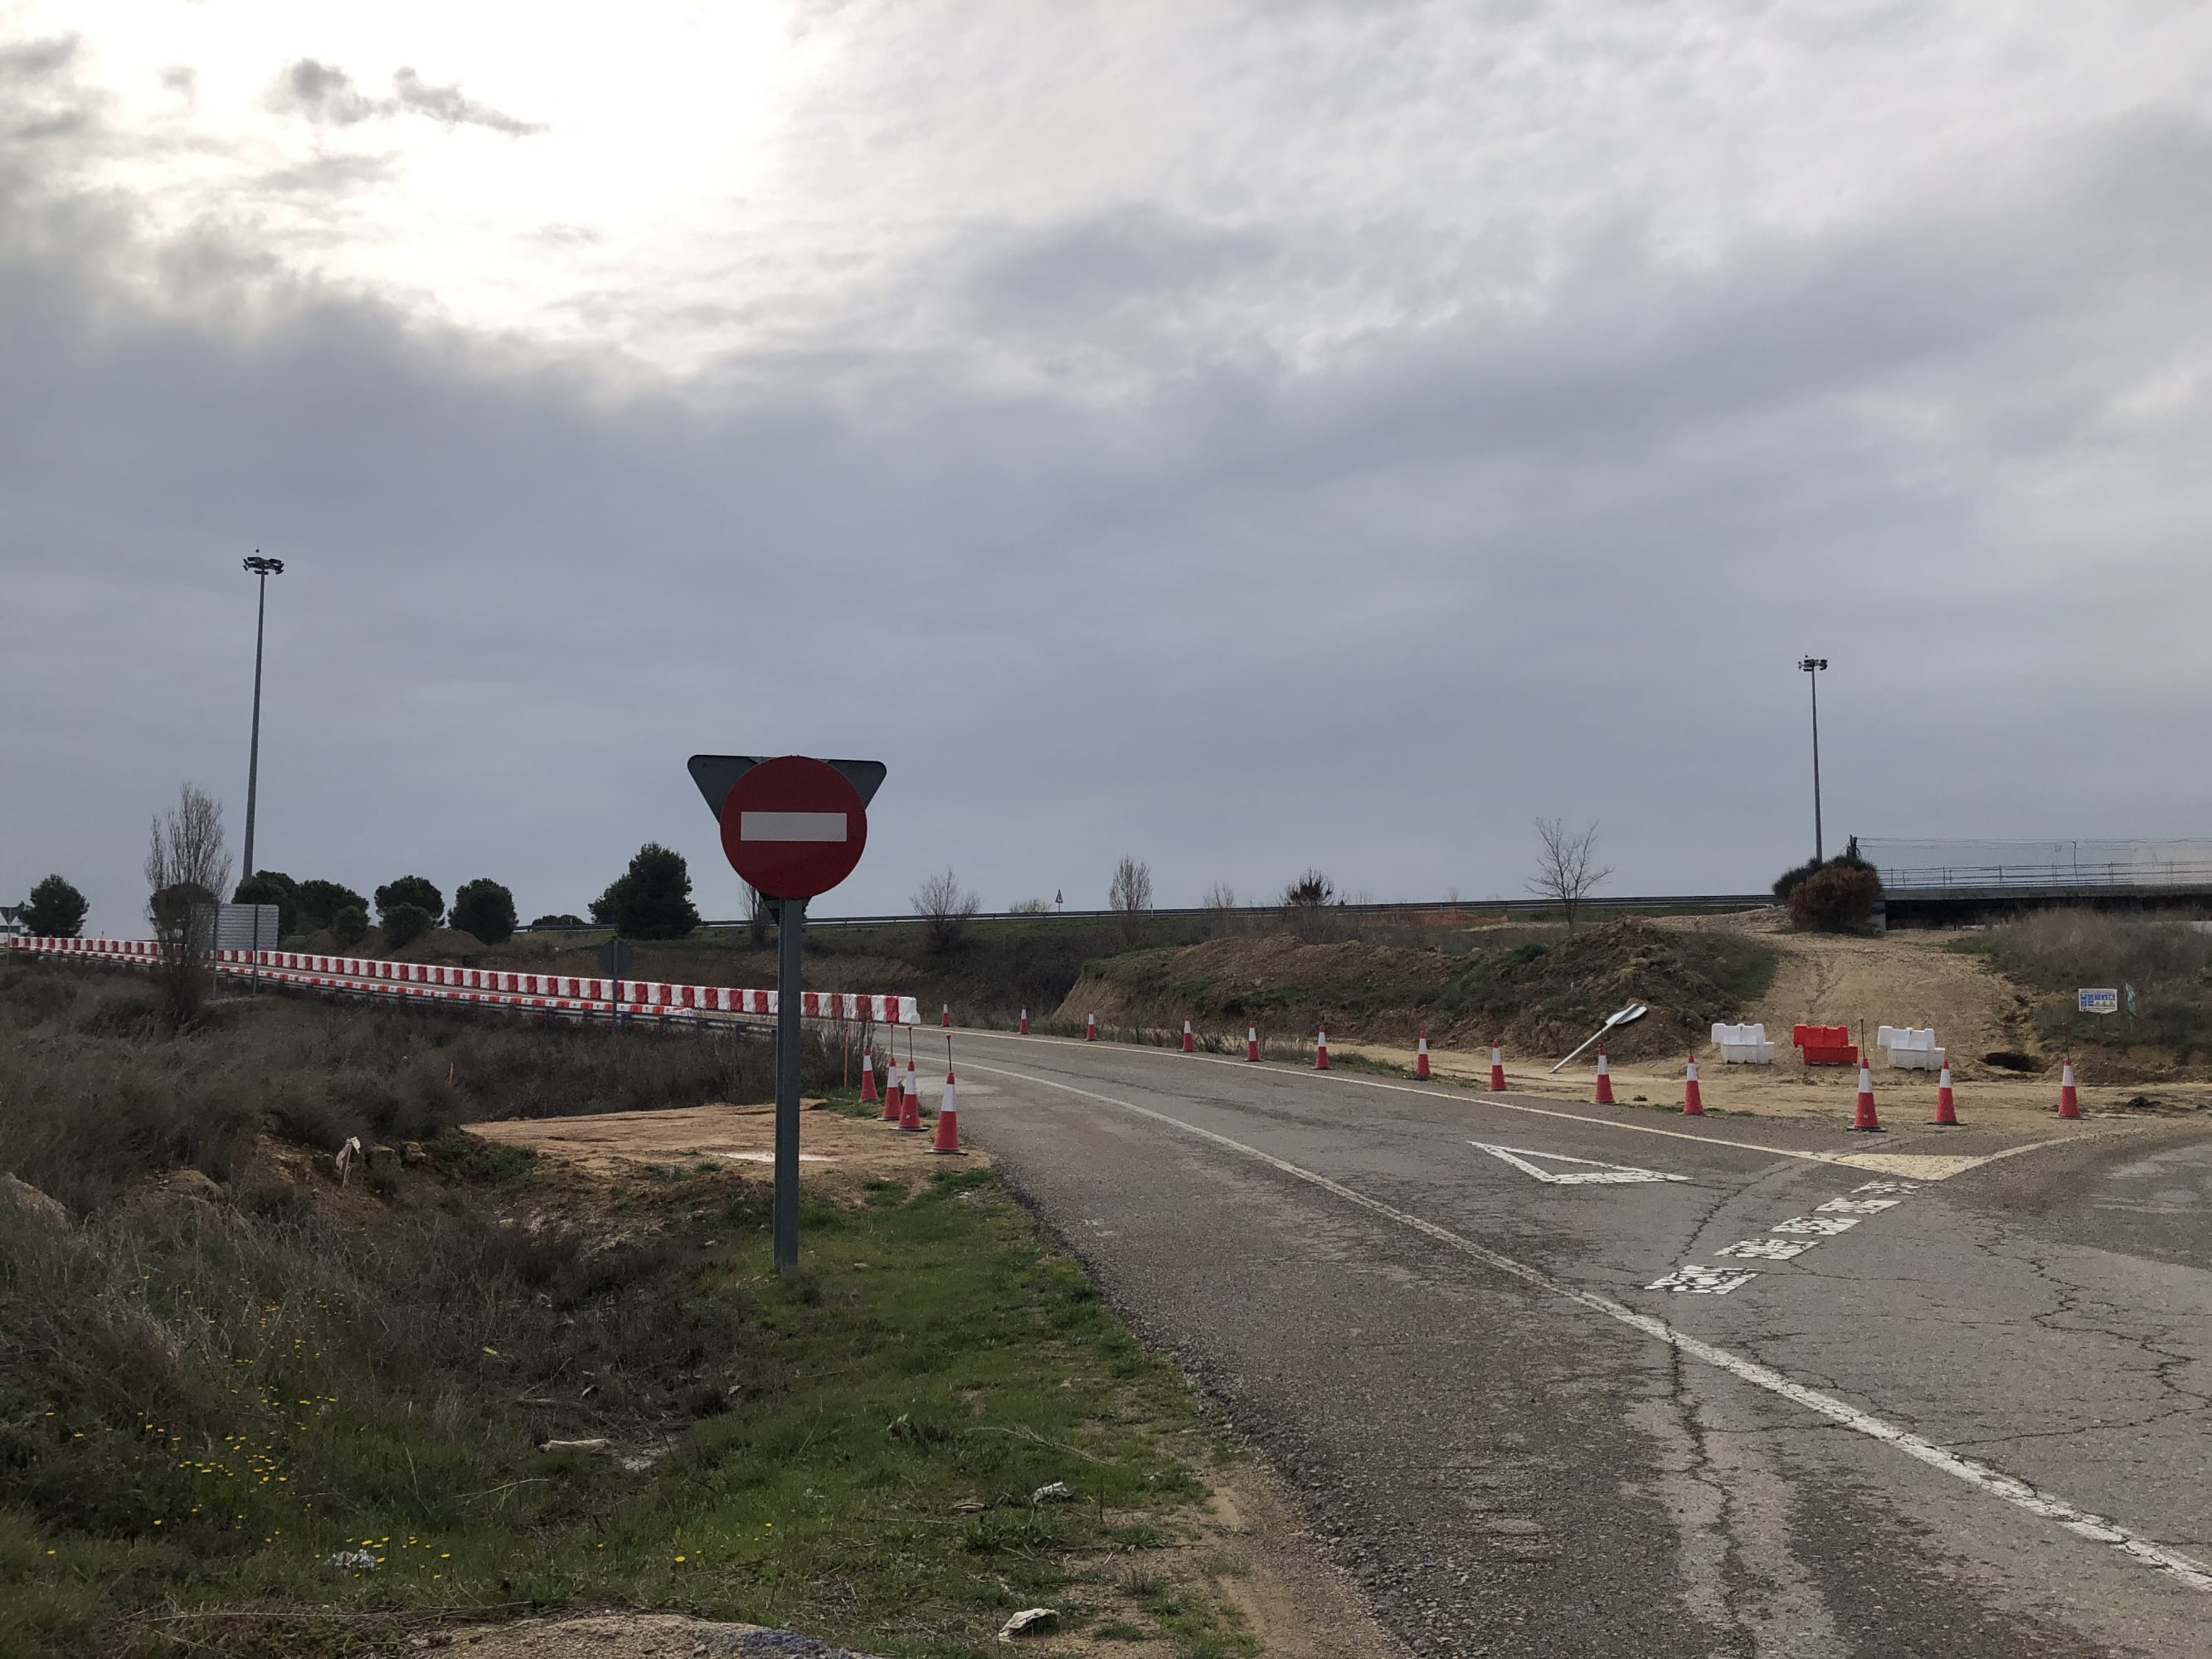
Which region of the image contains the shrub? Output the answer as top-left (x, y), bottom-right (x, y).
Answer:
top-left (382, 902), bottom-right (434, 950)
top-left (232, 869), bottom-right (299, 935)
top-left (451, 878), bottom-right (517, 945)
top-left (296, 878), bottom-right (367, 932)
top-left (375, 875), bottom-right (445, 927)
top-left (1788, 865), bottom-right (1882, 932)
top-left (591, 844), bottom-right (699, 940)
top-left (330, 904), bottom-right (368, 947)
top-left (20, 874), bottom-right (87, 937)
top-left (531, 912), bottom-right (587, 928)
top-left (1771, 858), bottom-right (1822, 901)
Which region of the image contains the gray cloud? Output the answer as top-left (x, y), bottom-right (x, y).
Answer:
top-left (277, 58), bottom-right (382, 126)
top-left (390, 66), bottom-right (546, 136)
top-left (274, 59), bottom-right (544, 136)
top-left (6, 17), bottom-right (2212, 935)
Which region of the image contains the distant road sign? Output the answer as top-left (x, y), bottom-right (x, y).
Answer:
top-left (2078, 988), bottom-right (2119, 1015)
top-left (717, 756), bottom-right (870, 899)
top-left (597, 939), bottom-right (634, 980)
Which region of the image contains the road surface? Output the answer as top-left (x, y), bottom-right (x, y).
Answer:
top-left (932, 1029), bottom-right (2212, 1658)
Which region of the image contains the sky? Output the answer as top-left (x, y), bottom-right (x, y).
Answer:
top-left (5, 1), bottom-right (2211, 935)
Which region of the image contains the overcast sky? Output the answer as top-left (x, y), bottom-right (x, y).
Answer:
top-left (6, 2), bottom-right (2211, 935)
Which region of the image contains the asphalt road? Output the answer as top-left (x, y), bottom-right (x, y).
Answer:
top-left (935, 1029), bottom-right (2212, 1658)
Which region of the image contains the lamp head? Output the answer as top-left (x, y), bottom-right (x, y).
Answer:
top-left (1798, 656), bottom-right (1826, 673)
top-left (242, 555), bottom-right (284, 576)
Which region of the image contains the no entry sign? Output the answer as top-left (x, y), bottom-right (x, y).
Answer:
top-left (714, 755), bottom-right (869, 899)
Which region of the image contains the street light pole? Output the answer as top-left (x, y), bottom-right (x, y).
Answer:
top-left (241, 555), bottom-right (284, 880)
top-left (1799, 656), bottom-right (1828, 864)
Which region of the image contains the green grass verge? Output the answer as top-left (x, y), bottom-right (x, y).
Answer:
top-left (0, 1155), bottom-right (1250, 1659)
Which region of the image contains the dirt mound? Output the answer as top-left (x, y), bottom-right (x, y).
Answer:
top-left (1062, 920), bottom-right (1774, 1062)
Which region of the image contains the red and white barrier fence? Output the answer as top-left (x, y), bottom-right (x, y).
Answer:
top-left (5, 936), bottom-right (919, 1025)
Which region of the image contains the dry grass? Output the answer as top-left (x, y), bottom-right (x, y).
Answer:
top-left (1962, 911), bottom-right (2212, 1057)
top-left (0, 961), bottom-right (847, 1213)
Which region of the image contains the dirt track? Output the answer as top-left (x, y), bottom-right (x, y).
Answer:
top-left (465, 1100), bottom-right (987, 1194)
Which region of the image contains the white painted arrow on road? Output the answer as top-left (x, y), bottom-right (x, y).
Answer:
top-left (1471, 1141), bottom-right (1689, 1185)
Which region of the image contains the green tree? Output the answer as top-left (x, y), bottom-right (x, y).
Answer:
top-left (374, 876), bottom-right (444, 927)
top-left (233, 869), bottom-right (300, 936)
top-left (296, 879), bottom-right (367, 933)
top-left (591, 844), bottom-right (699, 940)
top-left (21, 874), bottom-right (88, 937)
top-left (332, 905), bottom-right (369, 948)
top-left (530, 912), bottom-right (586, 928)
top-left (382, 903), bottom-right (434, 950)
top-left (450, 878), bottom-right (517, 945)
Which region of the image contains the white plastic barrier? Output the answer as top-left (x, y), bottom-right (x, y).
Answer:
top-left (4, 936), bottom-right (920, 1025)
top-left (1710, 1022), bottom-right (1775, 1064)
top-left (1877, 1025), bottom-right (1945, 1070)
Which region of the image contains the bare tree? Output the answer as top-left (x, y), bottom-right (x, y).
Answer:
top-left (742, 880), bottom-right (774, 947)
top-left (1202, 881), bottom-right (1237, 912)
top-left (1107, 854), bottom-right (1154, 941)
top-left (145, 782), bottom-right (232, 1026)
top-left (1527, 817), bottom-right (1612, 932)
top-left (1279, 868), bottom-right (1336, 942)
top-left (912, 867), bottom-right (980, 956)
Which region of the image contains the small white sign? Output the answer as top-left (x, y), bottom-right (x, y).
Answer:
top-left (2078, 988), bottom-right (2119, 1015)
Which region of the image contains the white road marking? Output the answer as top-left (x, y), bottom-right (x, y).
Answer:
top-left (953, 1028), bottom-right (2074, 1181)
top-left (1647, 1264), bottom-right (1760, 1295)
top-left (1771, 1215), bottom-right (1860, 1235)
top-left (1715, 1238), bottom-right (1818, 1261)
top-left (963, 1058), bottom-right (2212, 1595)
top-left (1850, 1180), bottom-right (1920, 1195)
top-left (738, 810), bottom-right (847, 842)
top-left (1815, 1197), bottom-right (1899, 1215)
top-left (1471, 1142), bottom-right (1690, 1185)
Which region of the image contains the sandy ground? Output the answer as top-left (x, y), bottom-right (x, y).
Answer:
top-left (1338, 924), bottom-right (2212, 1131)
top-left (465, 1097), bottom-right (989, 1195)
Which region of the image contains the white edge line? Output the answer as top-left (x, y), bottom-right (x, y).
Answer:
top-left (951, 1026), bottom-right (2082, 1180)
top-left (965, 1058), bottom-right (2212, 1595)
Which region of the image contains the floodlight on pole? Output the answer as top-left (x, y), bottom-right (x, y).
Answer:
top-left (241, 554), bottom-right (284, 882)
top-left (1799, 656), bottom-right (1828, 864)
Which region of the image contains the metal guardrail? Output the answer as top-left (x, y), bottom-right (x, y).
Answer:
top-left (666, 893), bottom-right (1779, 932)
top-left (1878, 863), bottom-right (2212, 893)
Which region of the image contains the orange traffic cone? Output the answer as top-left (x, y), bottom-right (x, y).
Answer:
top-left (1182, 1018), bottom-right (1195, 1052)
top-left (1415, 1030), bottom-right (1431, 1079)
top-left (1489, 1041), bottom-right (1507, 1092)
top-left (883, 1061), bottom-right (904, 1123)
top-left (900, 1060), bottom-right (922, 1131)
top-left (1593, 1050), bottom-right (1615, 1105)
top-left (941, 1003), bottom-right (951, 1029)
top-left (1850, 1063), bottom-right (1884, 1131)
top-left (931, 1069), bottom-right (963, 1154)
top-left (1315, 1028), bottom-right (1330, 1070)
top-left (860, 1050), bottom-right (878, 1107)
top-left (1018, 1006), bottom-right (1029, 1034)
top-left (2059, 1058), bottom-right (2081, 1119)
top-left (1086, 1013), bottom-right (1098, 1042)
top-left (1932, 1060), bottom-right (1959, 1126)
top-left (1683, 1054), bottom-right (1704, 1117)
top-left (1246, 1024), bottom-right (1260, 1062)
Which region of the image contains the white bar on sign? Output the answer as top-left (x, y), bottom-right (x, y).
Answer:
top-left (741, 810), bottom-right (847, 843)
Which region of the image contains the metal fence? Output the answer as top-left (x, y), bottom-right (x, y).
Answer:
top-left (1860, 839), bottom-right (2212, 893)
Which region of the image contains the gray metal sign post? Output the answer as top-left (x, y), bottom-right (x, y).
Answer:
top-left (689, 754), bottom-right (885, 1277)
top-left (773, 895), bottom-right (807, 1272)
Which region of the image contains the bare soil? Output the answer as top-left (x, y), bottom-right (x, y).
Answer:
top-left (465, 1101), bottom-right (982, 1196)
top-left (1339, 923), bottom-right (2212, 1128)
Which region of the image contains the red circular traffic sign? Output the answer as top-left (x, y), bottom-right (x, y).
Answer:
top-left (717, 756), bottom-right (868, 899)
